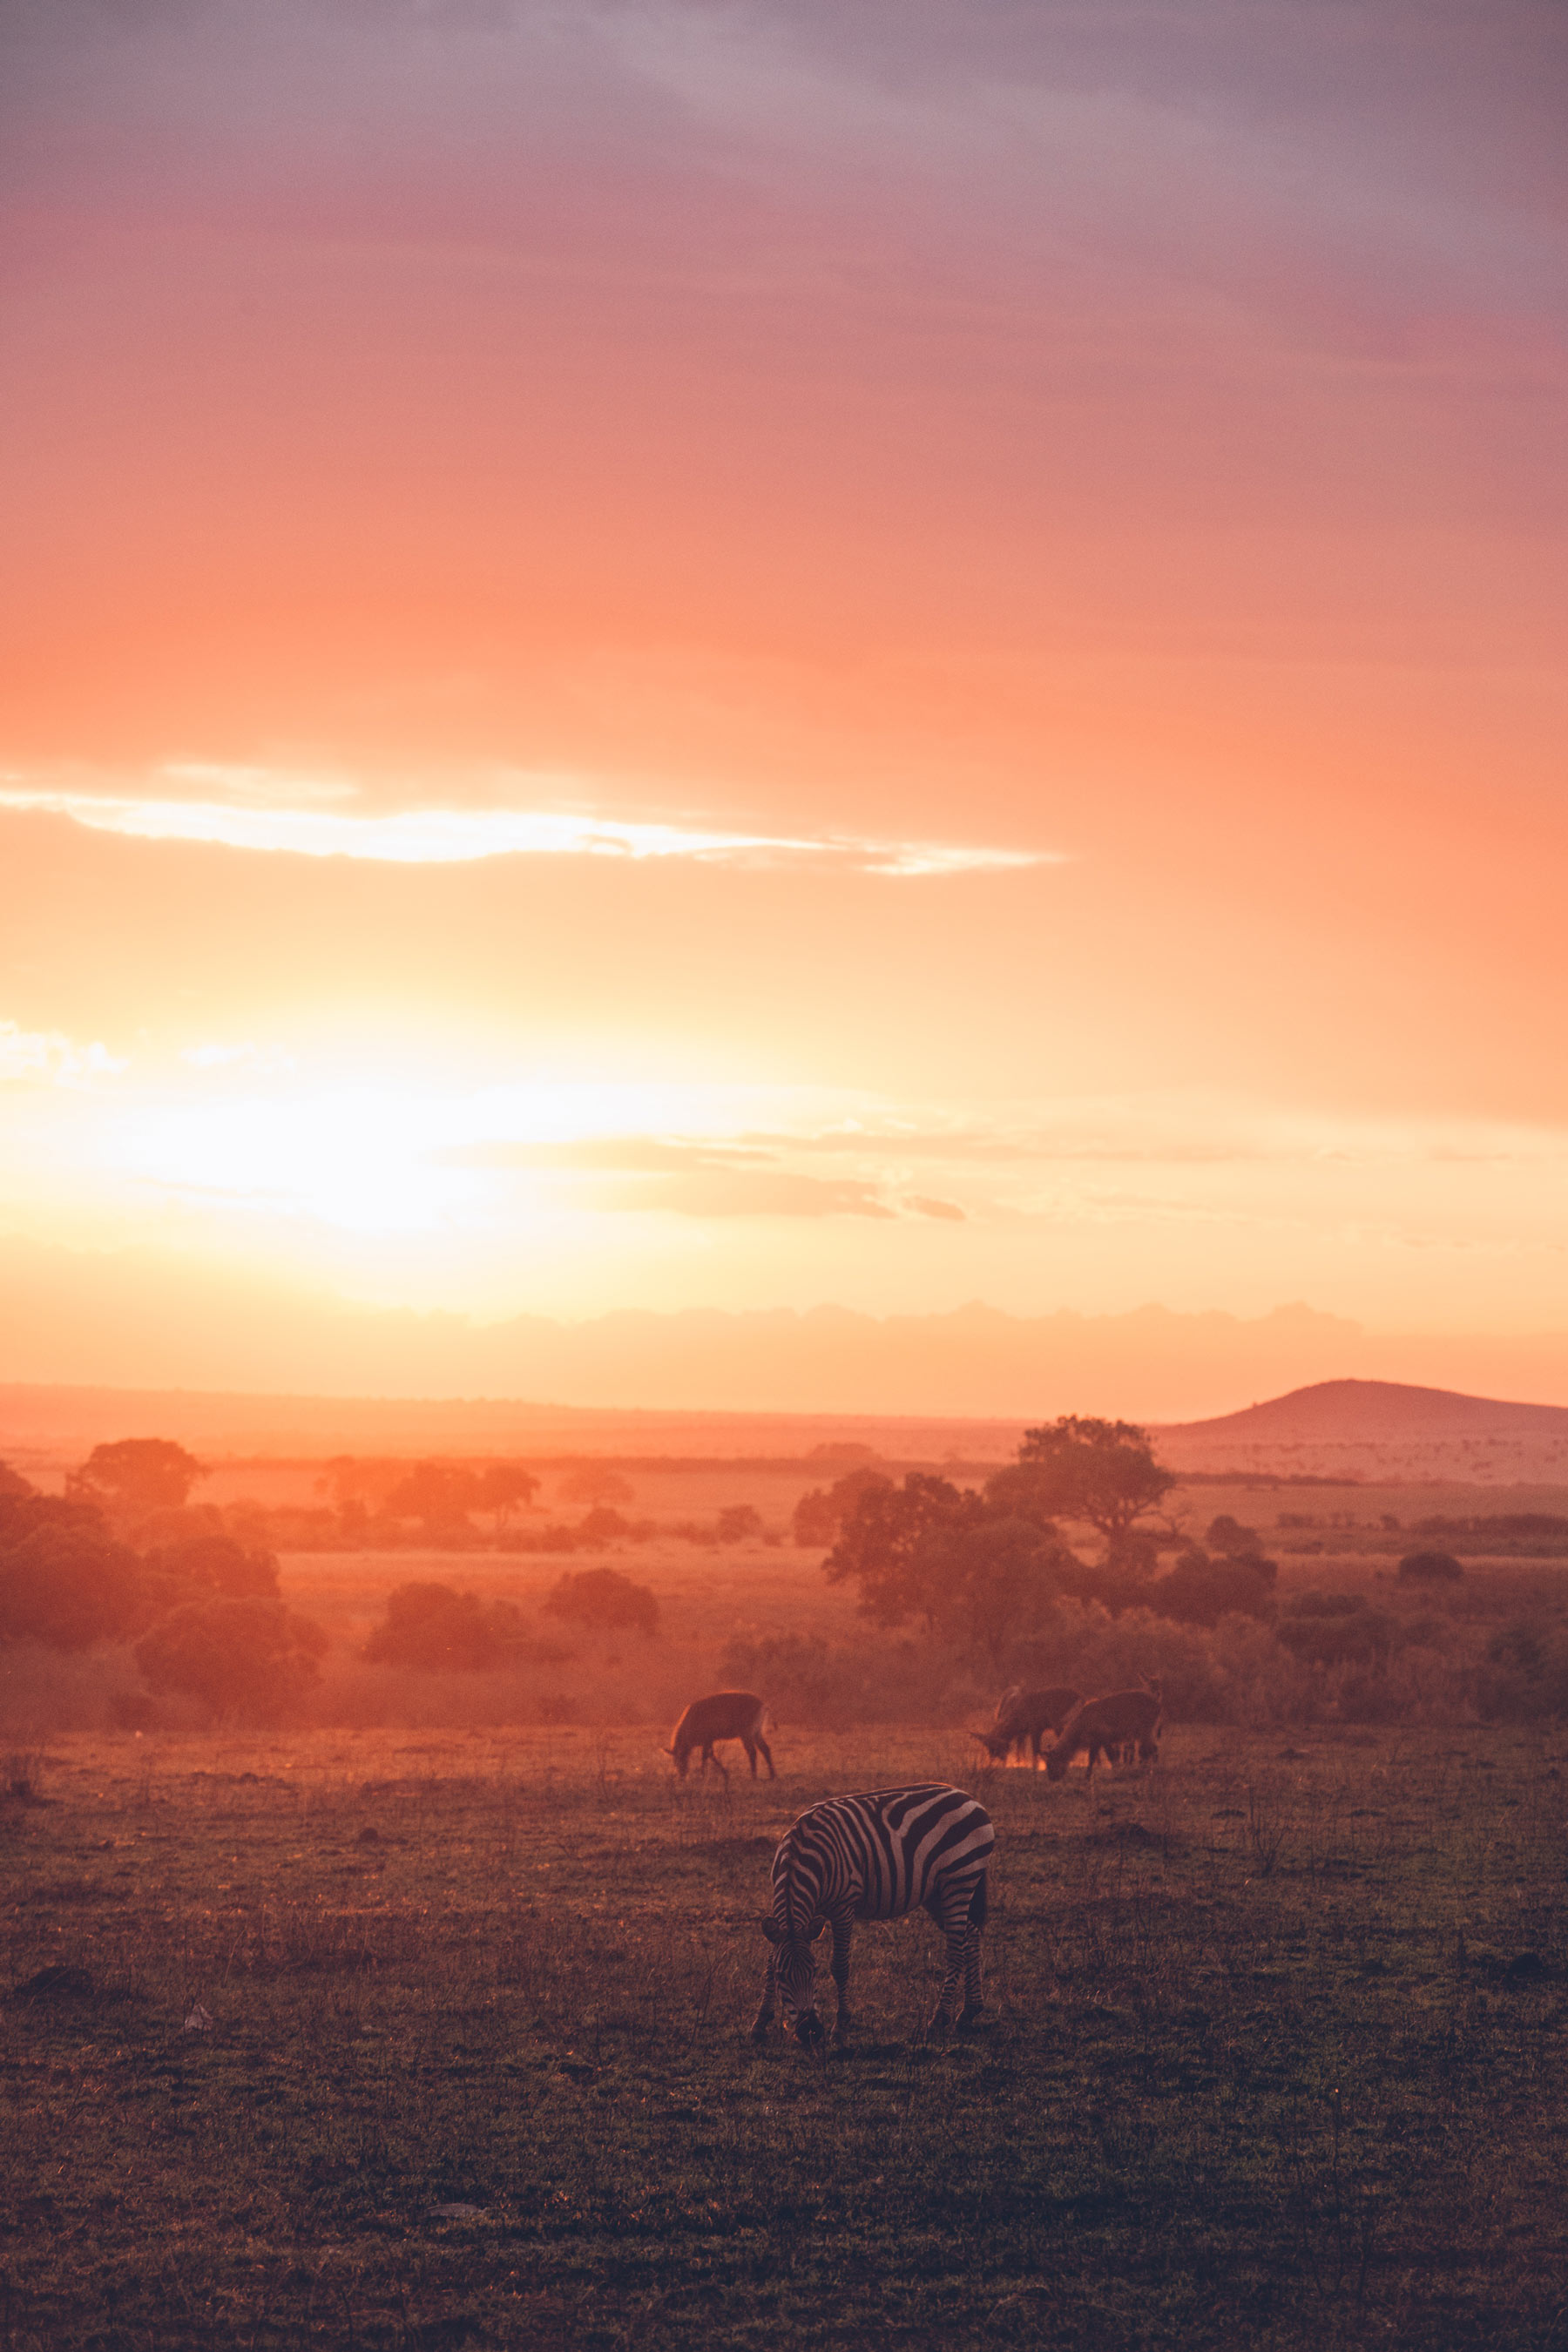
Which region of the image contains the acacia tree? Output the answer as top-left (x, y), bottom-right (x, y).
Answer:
top-left (384, 1462), bottom-right (481, 1535)
top-left (986, 1416), bottom-right (1174, 1544)
top-left (474, 1464), bottom-right (540, 1533)
top-left (69, 1439), bottom-right (206, 1515)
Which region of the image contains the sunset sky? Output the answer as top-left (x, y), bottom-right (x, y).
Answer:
top-left (3, 1), bottom-right (1567, 1409)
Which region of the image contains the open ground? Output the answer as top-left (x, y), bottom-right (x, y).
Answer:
top-left (4, 1718), bottom-right (1566, 2350)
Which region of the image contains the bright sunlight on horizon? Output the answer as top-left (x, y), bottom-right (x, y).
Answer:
top-left (3, 1), bottom-right (1566, 1416)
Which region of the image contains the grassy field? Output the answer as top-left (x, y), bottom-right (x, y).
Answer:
top-left (3, 1722), bottom-right (1566, 2349)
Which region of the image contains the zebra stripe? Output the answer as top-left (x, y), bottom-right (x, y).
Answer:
top-left (751, 1784), bottom-right (994, 2048)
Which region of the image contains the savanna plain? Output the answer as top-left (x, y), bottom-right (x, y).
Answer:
top-left (5, 1695), bottom-right (1567, 2347)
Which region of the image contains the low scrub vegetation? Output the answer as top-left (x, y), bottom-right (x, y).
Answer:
top-left (8, 1429), bottom-right (1568, 1739)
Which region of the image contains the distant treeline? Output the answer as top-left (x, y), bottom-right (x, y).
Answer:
top-left (1410, 1515), bottom-right (1568, 1555)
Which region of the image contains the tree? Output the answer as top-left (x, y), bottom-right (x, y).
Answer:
top-left (135, 1597), bottom-right (326, 1722)
top-left (383, 1462), bottom-right (480, 1536)
top-left (69, 1438), bottom-right (206, 1515)
top-left (362, 1581), bottom-right (529, 1672)
top-left (474, 1463), bottom-right (540, 1531)
top-left (988, 1417), bottom-right (1174, 1542)
top-left (0, 1518), bottom-right (146, 1650)
top-left (823, 1473), bottom-right (979, 1632)
top-left (911, 1513), bottom-right (1068, 1670)
top-left (716, 1504), bottom-right (765, 1544)
top-left (543, 1566), bottom-right (659, 1637)
top-left (792, 1465), bottom-right (893, 1548)
top-left (1206, 1514), bottom-right (1262, 1557)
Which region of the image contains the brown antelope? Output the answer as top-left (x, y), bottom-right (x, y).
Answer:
top-left (1044, 1682), bottom-right (1163, 1782)
top-left (669, 1691), bottom-right (775, 1783)
top-left (971, 1685), bottom-right (1081, 1769)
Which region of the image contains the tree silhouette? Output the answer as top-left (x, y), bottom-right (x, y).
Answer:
top-left (383, 1462), bottom-right (480, 1536)
top-left (823, 1474), bottom-right (978, 1632)
top-left (70, 1439), bottom-right (206, 1515)
top-left (474, 1464), bottom-right (540, 1531)
top-left (0, 1517), bottom-right (145, 1650)
top-left (986, 1417), bottom-right (1174, 1541)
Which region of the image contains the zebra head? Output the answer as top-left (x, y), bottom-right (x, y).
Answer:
top-left (760, 1916), bottom-right (828, 2045)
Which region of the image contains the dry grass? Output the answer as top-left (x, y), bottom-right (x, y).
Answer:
top-left (3, 1721), bottom-right (1567, 2349)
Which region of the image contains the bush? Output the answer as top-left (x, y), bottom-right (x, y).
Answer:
top-left (558, 1465), bottom-right (635, 1507)
top-left (542, 1567), bottom-right (659, 1637)
top-left (135, 1597), bottom-right (326, 1722)
top-left (1277, 1609), bottom-right (1394, 1669)
top-left (716, 1504), bottom-right (765, 1544)
top-left (0, 1519), bottom-right (146, 1650)
top-left (1206, 1514), bottom-right (1262, 1556)
top-left (576, 1506), bottom-right (634, 1547)
top-left (1398, 1550), bottom-right (1464, 1585)
top-left (1151, 1547), bottom-right (1278, 1628)
top-left (362, 1582), bottom-right (530, 1673)
top-left (142, 1535), bottom-right (280, 1600)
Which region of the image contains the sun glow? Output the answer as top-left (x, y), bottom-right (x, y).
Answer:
top-left (108, 1074), bottom-right (842, 1239)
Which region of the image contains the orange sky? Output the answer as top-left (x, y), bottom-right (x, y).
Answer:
top-left (3, 2), bottom-right (1567, 1409)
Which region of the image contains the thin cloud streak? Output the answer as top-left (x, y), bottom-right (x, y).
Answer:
top-left (0, 787), bottom-right (1048, 879)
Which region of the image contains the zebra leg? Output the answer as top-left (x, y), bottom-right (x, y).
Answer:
top-left (750, 1947), bottom-right (777, 2043)
top-left (829, 1916), bottom-right (855, 2045)
top-left (959, 1872), bottom-right (988, 2027)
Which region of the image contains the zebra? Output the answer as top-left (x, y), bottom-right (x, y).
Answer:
top-left (751, 1784), bottom-right (994, 2049)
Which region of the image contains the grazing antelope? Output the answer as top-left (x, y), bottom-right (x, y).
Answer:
top-left (669, 1691), bottom-right (774, 1783)
top-left (972, 1684), bottom-right (1082, 1768)
top-left (752, 1784), bottom-right (994, 2049)
top-left (1044, 1683), bottom-right (1163, 1782)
